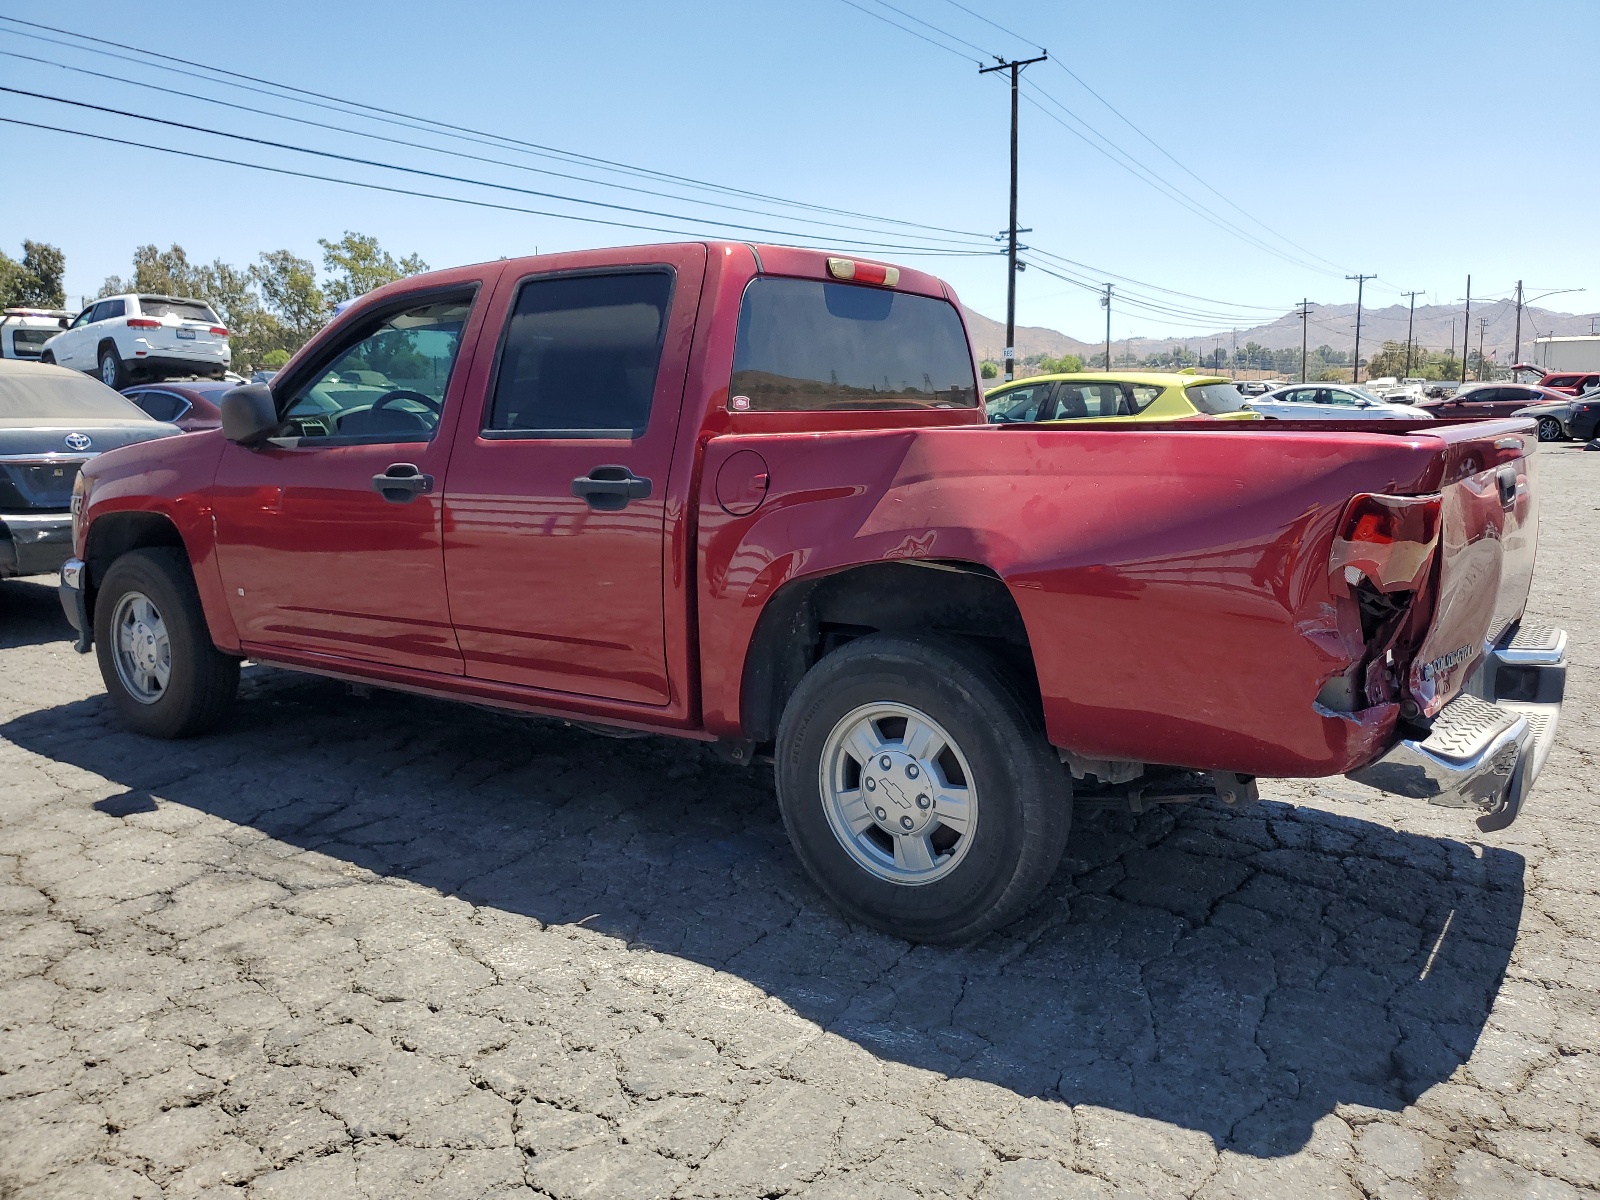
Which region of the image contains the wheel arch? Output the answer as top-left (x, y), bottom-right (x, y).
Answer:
top-left (84, 511), bottom-right (190, 630)
top-left (738, 559), bottom-right (1039, 745)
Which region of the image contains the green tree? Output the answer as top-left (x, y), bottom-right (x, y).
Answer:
top-left (1036, 353), bottom-right (1083, 374)
top-left (979, 361), bottom-right (999, 379)
top-left (252, 250), bottom-right (326, 347)
top-left (318, 232), bottom-right (427, 304)
top-left (1363, 340), bottom-right (1421, 380)
top-left (260, 348), bottom-right (291, 368)
top-left (0, 240), bottom-right (67, 308)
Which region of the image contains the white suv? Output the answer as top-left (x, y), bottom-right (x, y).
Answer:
top-left (0, 307), bottom-right (71, 360)
top-left (40, 294), bottom-right (231, 388)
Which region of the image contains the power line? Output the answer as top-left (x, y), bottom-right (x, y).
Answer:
top-left (0, 115), bottom-right (996, 257)
top-left (0, 86), bottom-right (994, 254)
top-left (0, 16), bottom-right (988, 241)
top-left (0, 48), bottom-right (997, 245)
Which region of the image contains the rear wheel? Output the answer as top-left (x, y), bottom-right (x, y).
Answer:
top-left (94, 548), bottom-right (239, 738)
top-left (1536, 416), bottom-right (1564, 442)
top-left (98, 344), bottom-right (126, 389)
top-left (775, 633), bottom-right (1072, 944)
top-left (39, 351), bottom-right (55, 365)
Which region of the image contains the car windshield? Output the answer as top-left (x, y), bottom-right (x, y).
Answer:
top-left (137, 297), bottom-right (220, 323)
top-left (1184, 382), bottom-right (1249, 414)
top-left (0, 366), bottom-right (156, 420)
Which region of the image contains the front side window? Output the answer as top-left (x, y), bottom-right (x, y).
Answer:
top-left (731, 278), bottom-right (976, 411)
top-left (486, 271), bottom-right (672, 437)
top-left (1185, 382), bottom-right (1249, 414)
top-left (986, 383), bottom-right (1050, 423)
top-left (69, 308), bottom-right (94, 329)
top-left (1324, 390), bottom-right (1359, 407)
top-left (280, 293), bottom-right (473, 441)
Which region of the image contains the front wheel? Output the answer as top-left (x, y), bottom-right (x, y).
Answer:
top-left (1536, 416), bottom-right (1565, 442)
top-left (93, 547), bottom-right (240, 738)
top-left (775, 634), bottom-right (1072, 944)
top-left (39, 351), bottom-right (55, 366)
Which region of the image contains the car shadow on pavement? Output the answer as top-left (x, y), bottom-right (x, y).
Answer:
top-left (1, 668), bottom-right (1524, 1158)
top-left (0, 577), bottom-right (75, 650)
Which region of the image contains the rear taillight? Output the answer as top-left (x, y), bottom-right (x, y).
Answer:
top-left (126, 318), bottom-right (159, 328)
top-left (1330, 492), bottom-right (1442, 594)
top-left (210, 326), bottom-right (229, 336)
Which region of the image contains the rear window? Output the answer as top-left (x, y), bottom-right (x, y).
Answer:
top-left (1184, 382), bottom-right (1249, 414)
top-left (137, 297), bottom-right (220, 323)
top-left (1546, 375), bottom-right (1578, 387)
top-left (0, 367), bottom-right (156, 420)
top-left (731, 278), bottom-right (977, 411)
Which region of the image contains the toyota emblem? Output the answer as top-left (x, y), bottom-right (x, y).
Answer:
top-left (63, 432), bottom-right (92, 451)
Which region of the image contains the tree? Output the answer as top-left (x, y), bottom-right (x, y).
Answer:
top-left (1036, 353), bottom-right (1083, 374)
top-left (979, 361), bottom-right (999, 379)
top-left (252, 250), bottom-right (326, 347)
top-left (0, 240), bottom-right (67, 308)
top-left (1364, 340), bottom-right (1416, 380)
top-left (318, 232), bottom-right (427, 304)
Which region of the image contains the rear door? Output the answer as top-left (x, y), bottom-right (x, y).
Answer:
top-left (210, 275), bottom-right (499, 673)
top-left (440, 245), bottom-right (706, 704)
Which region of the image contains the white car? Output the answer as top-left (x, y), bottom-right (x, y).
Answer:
top-left (40, 293), bottom-right (231, 388)
top-left (1248, 384), bottom-right (1434, 421)
top-left (0, 307), bottom-right (71, 360)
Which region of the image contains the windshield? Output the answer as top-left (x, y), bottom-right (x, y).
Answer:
top-left (0, 366), bottom-right (158, 420)
top-left (137, 297), bottom-right (220, 323)
top-left (1184, 382), bottom-right (1249, 414)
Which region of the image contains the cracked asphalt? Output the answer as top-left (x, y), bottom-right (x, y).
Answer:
top-left (2, 444), bottom-right (1598, 1200)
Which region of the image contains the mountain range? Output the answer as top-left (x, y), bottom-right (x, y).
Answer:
top-left (963, 299), bottom-right (1599, 366)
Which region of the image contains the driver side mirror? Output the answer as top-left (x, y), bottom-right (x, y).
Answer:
top-left (220, 383), bottom-right (280, 446)
top-left (58, 317), bottom-right (70, 329)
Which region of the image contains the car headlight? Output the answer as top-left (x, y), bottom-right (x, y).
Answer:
top-left (70, 469), bottom-right (92, 545)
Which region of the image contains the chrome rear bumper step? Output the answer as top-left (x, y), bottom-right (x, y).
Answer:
top-left (1347, 623), bottom-right (1567, 832)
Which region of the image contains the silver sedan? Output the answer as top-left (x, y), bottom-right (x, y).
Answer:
top-left (1248, 384), bottom-right (1434, 421)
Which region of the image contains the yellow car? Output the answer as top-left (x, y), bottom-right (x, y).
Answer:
top-left (985, 371), bottom-right (1261, 424)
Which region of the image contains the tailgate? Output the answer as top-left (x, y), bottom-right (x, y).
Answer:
top-left (1407, 421), bottom-right (1538, 715)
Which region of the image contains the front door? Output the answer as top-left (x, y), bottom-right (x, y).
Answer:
top-left (211, 281), bottom-right (496, 674)
top-left (441, 246), bottom-right (706, 705)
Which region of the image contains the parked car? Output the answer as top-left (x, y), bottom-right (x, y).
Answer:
top-left (1, 307), bottom-right (71, 361)
top-left (121, 380), bottom-right (233, 433)
top-left (985, 371), bottom-right (1259, 424)
top-left (40, 294), bottom-right (231, 388)
top-left (1538, 371), bottom-right (1600, 397)
top-left (59, 242), bottom-right (1565, 943)
top-left (1249, 385), bottom-right (1433, 421)
top-left (0, 359), bottom-right (180, 580)
top-left (1419, 382), bottom-right (1573, 420)
top-left (1513, 396), bottom-right (1600, 443)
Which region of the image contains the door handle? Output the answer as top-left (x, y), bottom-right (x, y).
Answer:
top-left (372, 463), bottom-right (434, 503)
top-left (1497, 465), bottom-right (1518, 509)
top-left (571, 465), bottom-right (652, 511)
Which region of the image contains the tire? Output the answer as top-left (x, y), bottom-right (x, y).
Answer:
top-left (1536, 417), bottom-right (1564, 443)
top-left (93, 547), bottom-right (239, 738)
top-left (775, 633), bottom-right (1072, 944)
top-left (39, 351), bottom-right (55, 366)
top-left (98, 343), bottom-right (126, 390)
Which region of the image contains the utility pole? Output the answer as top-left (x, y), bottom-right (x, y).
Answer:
top-left (1477, 316), bottom-right (1489, 380)
top-left (980, 52), bottom-right (1047, 383)
top-left (1460, 275), bottom-right (1471, 385)
top-left (1513, 280), bottom-right (1524, 366)
top-left (1401, 290), bottom-right (1422, 377)
top-left (1346, 274), bottom-right (1375, 385)
top-left (1296, 299), bottom-right (1311, 383)
top-left (1231, 328), bottom-right (1237, 378)
top-left (1101, 283), bottom-right (1113, 369)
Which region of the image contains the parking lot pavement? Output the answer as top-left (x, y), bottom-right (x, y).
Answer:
top-left (1, 447), bottom-right (1598, 1200)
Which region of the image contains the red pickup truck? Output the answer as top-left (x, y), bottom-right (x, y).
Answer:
top-left (59, 242), bottom-right (1567, 943)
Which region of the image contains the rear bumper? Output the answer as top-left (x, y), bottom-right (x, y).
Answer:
top-left (0, 511), bottom-right (73, 578)
top-left (128, 353), bottom-right (227, 380)
top-left (1347, 623), bottom-right (1565, 831)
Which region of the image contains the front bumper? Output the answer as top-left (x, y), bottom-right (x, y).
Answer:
top-left (58, 556), bottom-right (92, 653)
top-left (1348, 623), bottom-right (1566, 831)
top-left (0, 511), bottom-right (73, 577)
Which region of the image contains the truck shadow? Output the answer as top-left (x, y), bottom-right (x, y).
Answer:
top-left (0, 577), bottom-right (74, 650)
top-left (1, 668), bottom-right (1522, 1157)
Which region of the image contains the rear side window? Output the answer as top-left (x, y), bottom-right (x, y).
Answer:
top-left (11, 328), bottom-right (51, 356)
top-left (731, 278), bottom-right (976, 411)
top-left (90, 299), bottom-right (126, 323)
top-left (137, 297), bottom-right (220, 323)
top-left (128, 389), bottom-right (188, 422)
top-left (1185, 382), bottom-right (1248, 414)
top-left (486, 271), bottom-right (672, 437)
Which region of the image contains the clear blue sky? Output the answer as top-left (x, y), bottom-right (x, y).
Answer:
top-left (2, 0), bottom-right (1595, 343)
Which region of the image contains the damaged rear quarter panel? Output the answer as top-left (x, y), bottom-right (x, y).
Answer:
top-left (701, 423), bottom-right (1445, 777)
